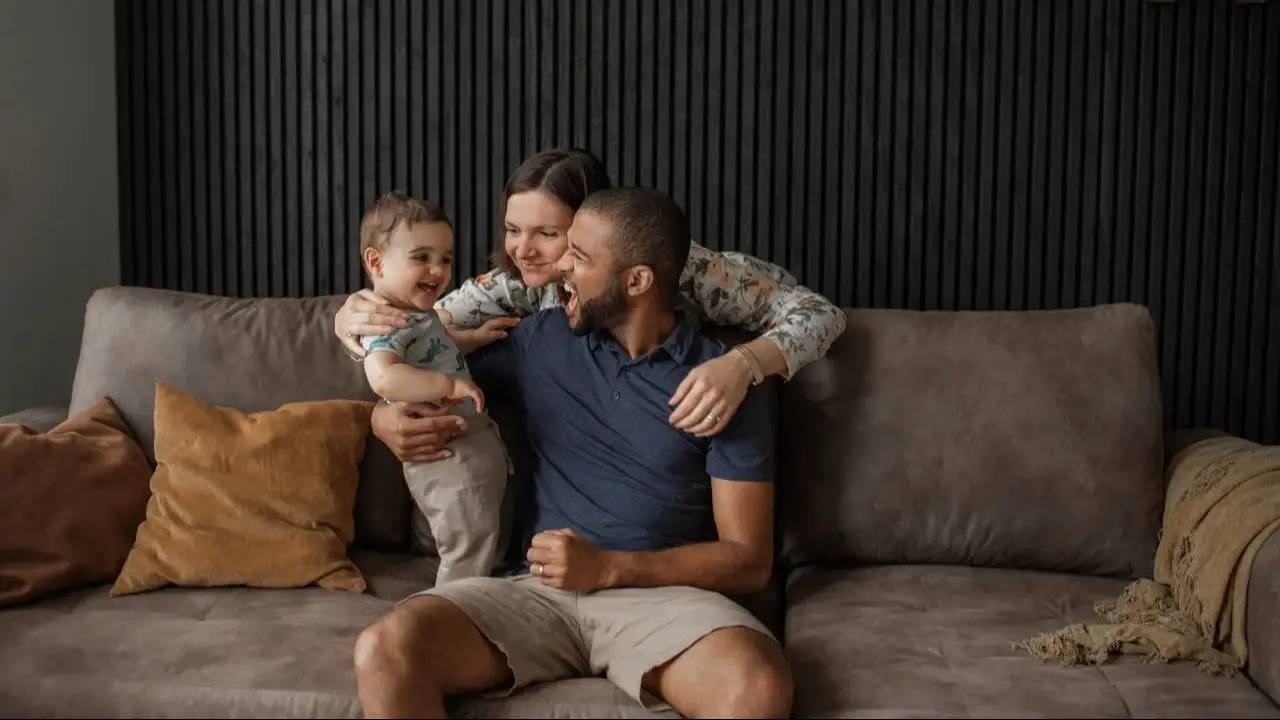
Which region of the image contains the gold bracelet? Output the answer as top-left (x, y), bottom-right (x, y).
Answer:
top-left (733, 344), bottom-right (765, 386)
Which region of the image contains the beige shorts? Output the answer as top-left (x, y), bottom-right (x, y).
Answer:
top-left (402, 416), bottom-right (511, 585)
top-left (402, 574), bottom-right (777, 709)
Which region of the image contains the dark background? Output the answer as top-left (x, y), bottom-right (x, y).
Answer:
top-left (115, 0), bottom-right (1279, 444)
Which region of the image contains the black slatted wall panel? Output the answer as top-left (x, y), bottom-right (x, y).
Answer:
top-left (116, 0), bottom-right (1280, 444)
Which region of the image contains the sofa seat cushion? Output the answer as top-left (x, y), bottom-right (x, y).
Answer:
top-left (785, 565), bottom-right (1279, 718)
top-left (0, 550), bottom-right (673, 719)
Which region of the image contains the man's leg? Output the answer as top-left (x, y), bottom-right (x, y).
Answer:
top-left (642, 625), bottom-right (793, 719)
top-left (354, 576), bottom-right (589, 719)
top-left (354, 595), bottom-right (508, 718)
top-left (582, 586), bottom-right (793, 719)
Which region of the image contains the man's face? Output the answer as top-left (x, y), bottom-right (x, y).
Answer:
top-left (555, 210), bottom-right (629, 336)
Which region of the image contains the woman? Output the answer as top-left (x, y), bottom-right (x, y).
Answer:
top-left (335, 148), bottom-right (846, 458)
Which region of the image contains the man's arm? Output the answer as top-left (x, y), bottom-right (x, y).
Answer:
top-left (603, 478), bottom-right (774, 595)
top-left (605, 381), bottom-right (776, 595)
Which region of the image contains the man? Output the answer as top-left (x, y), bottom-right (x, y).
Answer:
top-left (352, 187), bottom-right (793, 719)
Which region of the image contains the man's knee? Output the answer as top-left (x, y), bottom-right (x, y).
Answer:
top-left (353, 598), bottom-right (448, 681)
top-left (715, 638), bottom-right (794, 718)
top-left (354, 593), bottom-right (514, 698)
top-left (649, 626), bottom-right (794, 719)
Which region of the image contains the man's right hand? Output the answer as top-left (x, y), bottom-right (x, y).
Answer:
top-left (335, 289), bottom-right (410, 358)
top-left (371, 400), bottom-right (467, 463)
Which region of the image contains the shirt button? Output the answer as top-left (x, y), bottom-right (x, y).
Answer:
top-left (612, 391), bottom-right (620, 400)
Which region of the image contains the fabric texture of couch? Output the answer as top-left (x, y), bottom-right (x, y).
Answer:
top-left (0, 286), bottom-right (1276, 718)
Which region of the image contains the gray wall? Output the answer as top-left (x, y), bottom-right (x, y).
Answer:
top-left (0, 0), bottom-right (119, 414)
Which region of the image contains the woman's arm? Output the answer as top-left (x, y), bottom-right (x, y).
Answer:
top-left (433, 269), bottom-right (547, 330)
top-left (668, 243), bottom-right (847, 437)
top-left (333, 269), bottom-right (546, 358)
top-left (679, 243), bottom-right (847, 379)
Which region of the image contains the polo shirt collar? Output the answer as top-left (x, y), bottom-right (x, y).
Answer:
top-left (588, 311), bottom-right (698, 365)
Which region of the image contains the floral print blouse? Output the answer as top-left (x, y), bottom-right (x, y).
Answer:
top-left (435, 242), bottom-right (847, 379)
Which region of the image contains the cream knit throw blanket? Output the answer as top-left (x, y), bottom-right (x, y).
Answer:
top-left (1018, 436), bottom-right (1280, 675)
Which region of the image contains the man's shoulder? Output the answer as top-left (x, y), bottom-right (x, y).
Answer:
top-left (682, 321), bottom-right (757, 366)
top-left (500, 308), bottom-right (581, 360)
top-left (518, 307), bottom-right (573, 339)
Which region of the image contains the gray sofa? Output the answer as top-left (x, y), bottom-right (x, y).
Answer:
top-left (1, 285), bottom-right (1277, 718)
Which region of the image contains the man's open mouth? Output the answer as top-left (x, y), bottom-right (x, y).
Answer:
top-left (561, 280), bottom-right (579, 316)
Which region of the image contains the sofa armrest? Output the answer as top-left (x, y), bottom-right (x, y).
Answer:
top-left (1168, 428), bottom-right (1279, 704)
top-left (0, 405), bottom-right (69, 433)
top-left (1248, 530), bottom-right (1280, 706)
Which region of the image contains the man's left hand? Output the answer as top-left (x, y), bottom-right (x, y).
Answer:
top-left (526, 529), bottom-right (614, 592)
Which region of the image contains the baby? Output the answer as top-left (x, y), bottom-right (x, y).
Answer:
top-left (356, 190), bottom-right (511, 585)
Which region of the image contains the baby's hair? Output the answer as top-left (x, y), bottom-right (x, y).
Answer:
top-left (359, 191), bottom-right (451, 256)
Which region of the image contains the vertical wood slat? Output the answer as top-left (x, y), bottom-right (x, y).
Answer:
top-left (116, 0), bottom-right (1280, 444)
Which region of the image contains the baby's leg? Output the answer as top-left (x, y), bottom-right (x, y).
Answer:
top-left (402, 423), bottom-right (509, 585)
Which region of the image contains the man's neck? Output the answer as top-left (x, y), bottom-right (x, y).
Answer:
top-left (607, 301), bottom-right (677, 359)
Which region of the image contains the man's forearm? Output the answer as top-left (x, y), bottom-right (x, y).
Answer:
top-left (368, 364), bottom-right (454, 404)
top-left (604, 540), bottom-right (772, 596)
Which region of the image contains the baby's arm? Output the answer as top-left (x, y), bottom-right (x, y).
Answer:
top-left (363, 350), bottom-right (454, 403)
top-left (361, 329), bottom-right (486, 411)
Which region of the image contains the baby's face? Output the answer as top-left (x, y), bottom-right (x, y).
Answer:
top-left (374, 220), bottom-right (454, 311)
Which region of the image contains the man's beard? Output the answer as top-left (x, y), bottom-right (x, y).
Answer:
top-left (570, 274), bottom-right (629, 336)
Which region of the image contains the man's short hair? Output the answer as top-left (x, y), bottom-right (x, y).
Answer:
top-left (578, 187), bottom-right (691, 307)
top-left (359, 190), bottom-right (451, 256)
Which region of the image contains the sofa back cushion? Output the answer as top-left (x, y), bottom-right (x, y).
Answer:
top-left (778, 303), bottom-right (1164, 580)
top-left (67, 287), bottom-right (409, 550)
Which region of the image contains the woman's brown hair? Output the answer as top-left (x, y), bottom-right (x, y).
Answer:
top-left (490, 148), bottom-right (613, 274)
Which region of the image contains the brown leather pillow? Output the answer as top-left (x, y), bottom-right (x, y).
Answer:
top-left (111, 382), bottom-right (374, 596)
top-left (0, 397), bottom-right (153, 607)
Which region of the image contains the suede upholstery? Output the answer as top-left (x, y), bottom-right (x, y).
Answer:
top-left (1, 287), bottom-right (1275, 718)
top-left (778, 305), bottom-right (1165, 580)
top-left (65, 287), bottom-right (410, 551)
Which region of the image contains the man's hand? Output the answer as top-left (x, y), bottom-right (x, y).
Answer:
top-left (370, 400), bottom-right (467, 463)
top-left (526, 529), bottom-right (615, 593)
top-left (334, 289), bottom-right (409, 358)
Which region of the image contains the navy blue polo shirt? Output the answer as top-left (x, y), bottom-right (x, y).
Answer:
top-left (466, 309), bottom-right (775, 553)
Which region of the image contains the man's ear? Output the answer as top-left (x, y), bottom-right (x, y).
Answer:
top-left (363, 247), bottom-right (383, 278)
top-left (624, 265), bottom-right (655, 298)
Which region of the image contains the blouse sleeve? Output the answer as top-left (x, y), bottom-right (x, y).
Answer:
top-left (433, 268), bottom-right (547, 329)
top-left (678, 242), bottom-right (847, 380)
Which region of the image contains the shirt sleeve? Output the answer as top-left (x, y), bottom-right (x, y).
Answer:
top-left (677, 242), bottom-right (848, 380)
top-left (360, 320), bottom-right (429, 359)
top-left (705, 382), bottom-right (776, 483)
top-left (433, 268), bottom-right (548, 329)
top-left (464, 311), bottom-right (537, 398)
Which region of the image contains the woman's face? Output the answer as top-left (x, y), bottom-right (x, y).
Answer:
top-left (503, 190), bottom-right (575, 287)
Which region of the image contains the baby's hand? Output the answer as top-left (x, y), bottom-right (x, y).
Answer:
top-left (448, 377), bottom-right (485, 414)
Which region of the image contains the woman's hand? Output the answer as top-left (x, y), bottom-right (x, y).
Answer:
top-left (371, 401), bottom-right (468, 462)
top-left (668, 352), bottom-right (754, 438)
top-left (334, 289), bottom-right (410, 358)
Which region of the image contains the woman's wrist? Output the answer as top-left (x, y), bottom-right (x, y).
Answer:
top-left (738, 338), bottom-right (788, 381)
